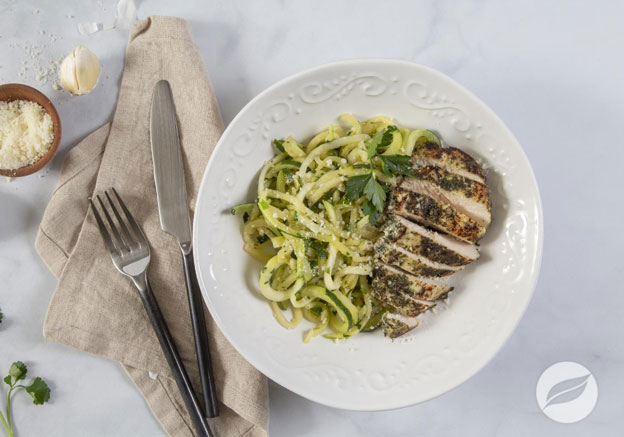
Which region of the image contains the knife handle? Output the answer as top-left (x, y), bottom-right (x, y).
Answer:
top-left (138, 277), bottom-right (213, 437)
top-left (181, 246), bottom-right (220, 418)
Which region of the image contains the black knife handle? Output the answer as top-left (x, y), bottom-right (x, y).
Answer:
top-left (181, 247), bottom-right (220, 418)
top-left (138, 277), bottom-right (213, 437)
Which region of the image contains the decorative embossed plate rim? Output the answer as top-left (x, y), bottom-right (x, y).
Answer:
top-left (193, 59), bottom-right (543, 411)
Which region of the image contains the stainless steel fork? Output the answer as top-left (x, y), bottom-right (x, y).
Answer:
top-left (89, 188), bottom-right (214, 437)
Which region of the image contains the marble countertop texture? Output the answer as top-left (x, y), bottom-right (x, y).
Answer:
top-left (1, 0), bottom-right (623, 436)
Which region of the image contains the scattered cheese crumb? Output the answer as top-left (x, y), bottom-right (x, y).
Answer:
top-left (0, 100), bottom-right (54, 170)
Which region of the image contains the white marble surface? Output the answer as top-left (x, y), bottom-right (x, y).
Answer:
top-left (1, 1), bottom-right (623, 436)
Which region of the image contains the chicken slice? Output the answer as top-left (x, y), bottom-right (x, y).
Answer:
top-left (372, 264), bottom-right (453, 302)
top-left (402, 168), bottom-right (491, 227)
top-left (382, 312), bottom-right (419, 338)
top-left (372, 274), bottom-right (435, 317)
top-left (413, 141), bottom-right (486, 184)
top-left (380, 214), bottom-right (479, 267)
top-left (391, 187), bottom-right (486, 243)
top-left (374, 241), bottom-right (464, 277)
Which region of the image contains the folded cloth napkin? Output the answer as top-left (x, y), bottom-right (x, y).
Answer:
top-left (35, 16), bottom-right (268, 437)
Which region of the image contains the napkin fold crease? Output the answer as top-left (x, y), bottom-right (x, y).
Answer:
top-left (35, 16), bottom-right (268, 437)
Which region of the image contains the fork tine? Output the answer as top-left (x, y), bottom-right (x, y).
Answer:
top-left (89, 197), bottom-right (118, 254)
top-left (105, 190), bottom-right (136, 248)
top-left (111, 187), bottom-right (148, 246)
top-left (97, 194), bottom-right (129, 252)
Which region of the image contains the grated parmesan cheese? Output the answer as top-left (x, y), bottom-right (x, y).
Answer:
top-left (0, 100), bottom-right (54, 170)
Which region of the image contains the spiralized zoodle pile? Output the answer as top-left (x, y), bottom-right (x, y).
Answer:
top-left (233, 114), bottom-right (438, 342)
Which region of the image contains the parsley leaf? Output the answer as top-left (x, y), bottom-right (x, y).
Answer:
top-left (1, 361), bottom-right (51, 435)
top-left (367, 125), bottom-right (398, 158)
top-left (363, 176), bottom-right (386, 212)
top-left (344, 173), bottom-right (371, 202)
top-left (281, 159), bottom-right (301, 167)
top-left (344, 126), bottom-right (404, 224)
top-left (8, 361), bottom-right (27, 383)
top-left (309, 241), bottom-right (327, 259)
top-left (24, 377), bottom-right (51, 405)
top-left (272, 139), bottom-right (285, 153)
top-left (366, 130), bottom-right (384, 158)
top-left (310, 306), bottom-right (323, 317)
top-left (362, 199), bottom-right (380, 225)
top-left (379, 154), bottom-right (415, 177)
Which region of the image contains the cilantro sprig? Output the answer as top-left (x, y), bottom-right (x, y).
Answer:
top-left (0, 361), bottom-right (50, 437)
top-left (344, 126), bottom-right (415, 224)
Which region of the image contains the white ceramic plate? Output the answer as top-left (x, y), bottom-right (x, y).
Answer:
top-left (193, 59), bottom-right (543, 411)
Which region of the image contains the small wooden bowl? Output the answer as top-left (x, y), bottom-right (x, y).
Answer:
top-left (0, 83), bottom-right (62, 177)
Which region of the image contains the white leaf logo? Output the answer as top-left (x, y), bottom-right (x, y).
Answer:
top-left (536, 361), bottom-right (598, 424)
top-left (543, 374), bottom-right (590, 409)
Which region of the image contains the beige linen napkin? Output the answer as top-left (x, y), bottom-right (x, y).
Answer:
top-left (35, 16), bottom-right (268, 437)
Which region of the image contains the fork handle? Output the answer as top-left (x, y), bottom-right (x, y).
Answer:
top-left (181, 247), bottom-right (220, 418)
top-left (138, 277), bottom-right (214, 437)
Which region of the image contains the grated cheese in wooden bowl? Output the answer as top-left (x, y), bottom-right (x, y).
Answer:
top-left (0, 99), bottom-right (54, 170)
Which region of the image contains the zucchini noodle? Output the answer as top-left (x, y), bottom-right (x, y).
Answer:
top-left (233, 114), bottom-right (440, 342)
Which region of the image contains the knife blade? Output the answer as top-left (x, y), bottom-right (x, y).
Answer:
top-left (150, 80), bottom-right (219, 418)
top-left (150, 80), bottom-right (192, 246)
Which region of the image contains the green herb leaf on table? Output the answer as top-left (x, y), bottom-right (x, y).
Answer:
top-left (24, 377), bottom-right (51, 405)
top-left (1, 361), bottom-right (51, 436)
top-left (8, 361), bottom-right (27, 383)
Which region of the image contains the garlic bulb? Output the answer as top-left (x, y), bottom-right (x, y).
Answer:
top-left (59, 45), bottom-right (100, 96)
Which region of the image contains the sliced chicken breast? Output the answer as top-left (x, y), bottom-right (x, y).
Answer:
top-left (402, 168), bottom-right (491, 227)
top-left (382, 312), bottom-right (419, 338)
top-left (372, 281), bottom-right (434, 317)
top-left (374, 241), bottom-right (464, 277)
top-left (413, 141), bottom-right (486, 184)
top-left (380, 215), bottom-right (480, 267)
top-left (372, 264), bottom-right (453, 302)
top-left (391, 187), bottom-right (486, 243)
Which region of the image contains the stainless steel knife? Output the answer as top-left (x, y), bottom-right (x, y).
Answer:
top-left (150, 80), bottom-right (219, 418)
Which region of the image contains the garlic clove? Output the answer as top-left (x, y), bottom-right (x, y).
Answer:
top-left (59, 45), bottom-right (100, 96)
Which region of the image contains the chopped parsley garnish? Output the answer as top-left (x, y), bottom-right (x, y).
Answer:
top-left (281, 159), bottom-right (301, 167)
top-left (379, 154), bottom-right (415, 177)
top-left (310, 306), bottom-right (323, 317)
top-left (361, 199), bottom-right (380, 225)
top-left (273, 139), bottom-right (285, 153)
top-left (343, 125), bottom-right (415, 224)
top-left (309, 240), bottom-right (327, 260)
